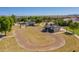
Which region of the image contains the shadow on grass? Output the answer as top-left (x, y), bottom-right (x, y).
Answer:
top-left (0, 35), bottom-right (5, 38)
top-left (64, 32), bottom-right (73, 35)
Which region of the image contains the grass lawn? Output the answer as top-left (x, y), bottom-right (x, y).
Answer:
top-left (65, 26), bottom-right (79, 35)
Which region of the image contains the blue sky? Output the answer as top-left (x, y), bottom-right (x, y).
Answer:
top-left (0, 7), bottom-right (79, 16)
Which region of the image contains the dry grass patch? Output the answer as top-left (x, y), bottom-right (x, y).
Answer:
top-left (52, 33), bottom-right (79, 52)
top-left (0, 37), bottom-right (27, 52)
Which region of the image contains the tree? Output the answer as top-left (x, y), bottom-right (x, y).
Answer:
top-left (20, 17), bottom-right (27, 22)
top-left (64, 20), bottom-right (73, 26)
top-left (11, 14), bottom-right (16, 23)
top-left (27, 16), bottom-right (42, 23)
top-left (67, 20), bottom-right (73, 26)
top-left (34, 17), bottom-right (42, 23)
top-left (18, 17), bottom-right (27, 28)
top-left (0, 16), bottom-right (13, 36)
top-left (0, 17), bottom-right (3, 33)
top-left (69, 22), bottom-right (79, 34)
top-left (54, 18), bottom-right (65, 26)
top-left (8, 16), bottom-right (14, 30)
top-left (1, 17), bottom-right (10, 35)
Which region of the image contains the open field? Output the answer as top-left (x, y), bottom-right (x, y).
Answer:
top-left (0, 25), bottom-right (79, 51)
top-left (15, 26), bottom-right (65, 51)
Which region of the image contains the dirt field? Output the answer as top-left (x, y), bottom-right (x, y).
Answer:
top-left (14, 26), bottom-right (65, 51)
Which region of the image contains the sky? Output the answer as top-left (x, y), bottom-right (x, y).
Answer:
top-left (0, 7), bottom-right (79, 16)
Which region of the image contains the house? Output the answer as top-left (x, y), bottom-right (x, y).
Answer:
top-left (42, 23), bottom-right (60, 33)
top-left (26, 21), bottom-right (35, 26)
top-left (63, 16), bottom-right (79, 22)
top-left (63, 18), bottom-right (71, 21)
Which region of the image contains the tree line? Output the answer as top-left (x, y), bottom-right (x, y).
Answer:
top-left (54, 18), bottom-right (79, 34)
top-left (0, 15), bottom-right (79, 35)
